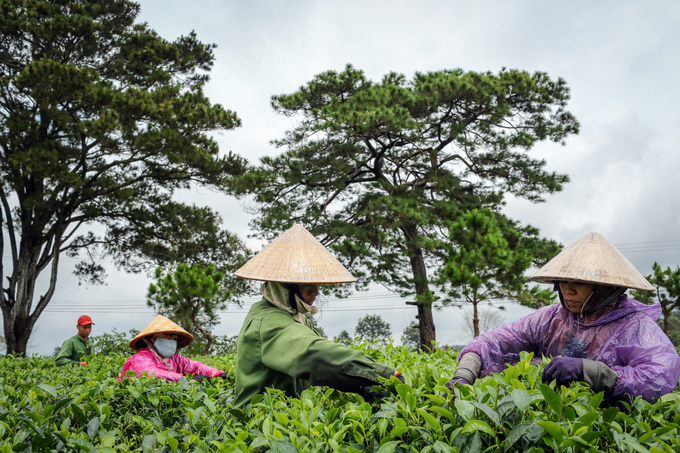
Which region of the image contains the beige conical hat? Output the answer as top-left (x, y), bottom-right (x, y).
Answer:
top-left (530, 232), bottom-right (653, 291)
top-left (234, 224), bottom-right (357, 283)
top-left (129, 315), bottom-right (194, 350)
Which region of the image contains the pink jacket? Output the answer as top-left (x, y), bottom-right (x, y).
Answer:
top-left (117, 348), bottom-right (224, 382)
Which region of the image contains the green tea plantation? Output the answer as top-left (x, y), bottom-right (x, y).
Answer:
top-left (2, 343), bottom-right (680, 453)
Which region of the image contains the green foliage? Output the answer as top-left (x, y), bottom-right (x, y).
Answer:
top-left (334, 330), bottom-right (352, 346)
top-left (147, 263), bottom-right (230, 355)
top-left (239, 64), bottom-right (577, 349)
top-left (355, 314), bottom-right (392, 347)
top-left (182, 334), bottom-right (238, 357)
top-left (438, 209), bottom-right (556, 336)
top-left (0, 0), bottom-right (247, 355)
top-left (1, 346), bottom-right (679, 452)
top-left (631, 263), bottom-right (680, 334)
top-left (91, 328), bottom-right (140, 357)
top-left (401, 321), bottom-right (421, 351)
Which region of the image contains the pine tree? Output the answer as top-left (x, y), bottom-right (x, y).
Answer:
top-left (239, 65), bottom-right (578, 350)
top-left (0, 0), bottom-right (245, 354)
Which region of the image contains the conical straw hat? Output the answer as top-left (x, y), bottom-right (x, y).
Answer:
top-left (234, 224), bottom-right (357, 283)
top-left (129, 315), bottom-right (194, 350)
top-left (531, 232), bottom-right (653, 291)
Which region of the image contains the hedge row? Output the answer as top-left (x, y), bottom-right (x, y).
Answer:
top-left (1, 343), bottom-right (679, 452)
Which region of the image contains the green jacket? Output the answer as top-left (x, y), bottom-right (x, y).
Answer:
top-left (234, 298), bottom-right (396, 408)
top-left (55, 334), bottom-right (92, 366)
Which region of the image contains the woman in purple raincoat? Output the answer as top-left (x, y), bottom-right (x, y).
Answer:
top-left (449, 232), bottom-right (680, 404)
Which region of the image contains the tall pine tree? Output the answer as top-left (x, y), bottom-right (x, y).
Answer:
top-left (238, 65), bottom-right (578, 351)
top-left (0, 0), bottom-right (246, 354)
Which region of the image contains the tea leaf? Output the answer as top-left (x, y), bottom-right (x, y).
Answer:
top-left (538, 384), bottom-right (562, 420)
top-left (37, 384), bottom-right (57, 398)
top-left (536, 420), bottom-right (564, 444)
top-left (472, 402), bottom-right (501, 428)
top-left (462, 420), bottom-right (494, 436)
top-left (510, 388), bottom-right (531, 412)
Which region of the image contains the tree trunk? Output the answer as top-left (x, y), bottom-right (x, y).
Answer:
top-left (416, 301), bottom-right (436, 353)
top-left (663, 306), bottom-right (669, 333)
top-left (2, 307), bottom-right (33, 356)
top-left (401, 223), bottom-right (436, 353)
top-left (191, 316), bottom-right (213, 356)
top-left (473, 301), bottom-right (480, 338)
top-left (2, 236), bottom-right (61, 356)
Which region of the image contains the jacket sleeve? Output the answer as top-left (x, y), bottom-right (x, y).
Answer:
top-left (55, 338), bottom-right (79, 367)
top-left (460, 308), bottom-right (549, 375)
top-left (259, 312), bottom-right (395, 390)
top-left (608, 316), bottom-right (680, 403)
top-left (173, 355), bottom-right (224, 378)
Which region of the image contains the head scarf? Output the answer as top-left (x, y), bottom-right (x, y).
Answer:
top-left (261, 281), bottom-right (318, 326)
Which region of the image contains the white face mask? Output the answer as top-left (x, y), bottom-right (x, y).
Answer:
top-left (154, 337), bottom-right (177, 358)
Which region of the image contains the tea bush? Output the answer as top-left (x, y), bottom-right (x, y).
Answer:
top-left (1, 344), bottom-right (679, 452)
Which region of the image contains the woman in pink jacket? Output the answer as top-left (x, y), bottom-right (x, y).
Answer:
top-left (117, 315), bottom-right (226, 383)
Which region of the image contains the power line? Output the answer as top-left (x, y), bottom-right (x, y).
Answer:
top-left (42, 298), bottom-right (505, 315)
top-left (614, 240), bottom-right (680, 246)
top-left (4, 239), bottom-right (680, 261)
top-left (43, 303), bottom-right (481, 314)
top-left (44, 290), bottom-right (413, 306)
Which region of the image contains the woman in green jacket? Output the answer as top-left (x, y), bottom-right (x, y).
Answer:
top-left (233, 224), bottom-right (403, 408)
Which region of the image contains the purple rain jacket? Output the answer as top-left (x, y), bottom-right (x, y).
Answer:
top-left (459, 294), bottom-right (680, 402)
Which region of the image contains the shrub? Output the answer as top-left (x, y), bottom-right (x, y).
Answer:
top-left (1, 344), bottom-right (679, 452)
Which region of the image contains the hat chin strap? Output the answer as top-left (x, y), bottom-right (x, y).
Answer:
top-left (555, 283), bottom-right (626, 316)
top-left (578, 286), bottom-right (627, 316)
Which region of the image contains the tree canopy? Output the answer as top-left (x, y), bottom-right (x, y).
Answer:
top-left (400, 321), bottom-right (420, 351)
top-left (631, 262), bottom-right (680, 334)
top-left (0, 0), bottom-right (246, 354)
top-left (355, 314), bottom-right (392, 347)
top-left (437, 208), bottom-right (556, 337)
top-left (239, 64), bottom-right (578, 350)
top-left (334, 329), bottom-right (352, 346)
top-left (148, 263), bottom-right (230, 355)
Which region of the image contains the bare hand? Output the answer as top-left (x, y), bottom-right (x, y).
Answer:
top-left (79, 361), bottom-right (88, 367)
top-left (105, 357), bottom-right (112, 361)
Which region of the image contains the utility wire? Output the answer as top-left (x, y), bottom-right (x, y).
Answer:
top-left (3, 238), bottom-right (680, 261)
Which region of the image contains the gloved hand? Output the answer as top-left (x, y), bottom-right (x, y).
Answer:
top-left (394, 371), bottom-right (406, 384)
top-left (360, 385), bottom-right (388, 403)
top-left (216, 372), bottom-right (229, 379)
top-left (541, 357), bottom-right (583, 387)
top-left (445, 377), bottom-right (470, 392)
top-left (192, 374), bottom-right (211, 383)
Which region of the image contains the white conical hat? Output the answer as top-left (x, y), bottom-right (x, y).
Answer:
top-left (234, 224), bottom-right (357, 283)
top-left (530, 232), bottom-right (653, 291)
top-left (129, 315), bottom-right (194, 350)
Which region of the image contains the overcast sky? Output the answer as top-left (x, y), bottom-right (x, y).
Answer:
top-left (9, 0), bottom-right (680, 356)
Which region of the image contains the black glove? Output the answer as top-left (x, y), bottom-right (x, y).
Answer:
top-left (394, 372), bottom-right (406, 384)
top-left (216, 372), bottom-right (229, 379)
top-left (192, 374), bottom-right (211, 383)
top-left (360, 385), bottom-right (388, 403)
